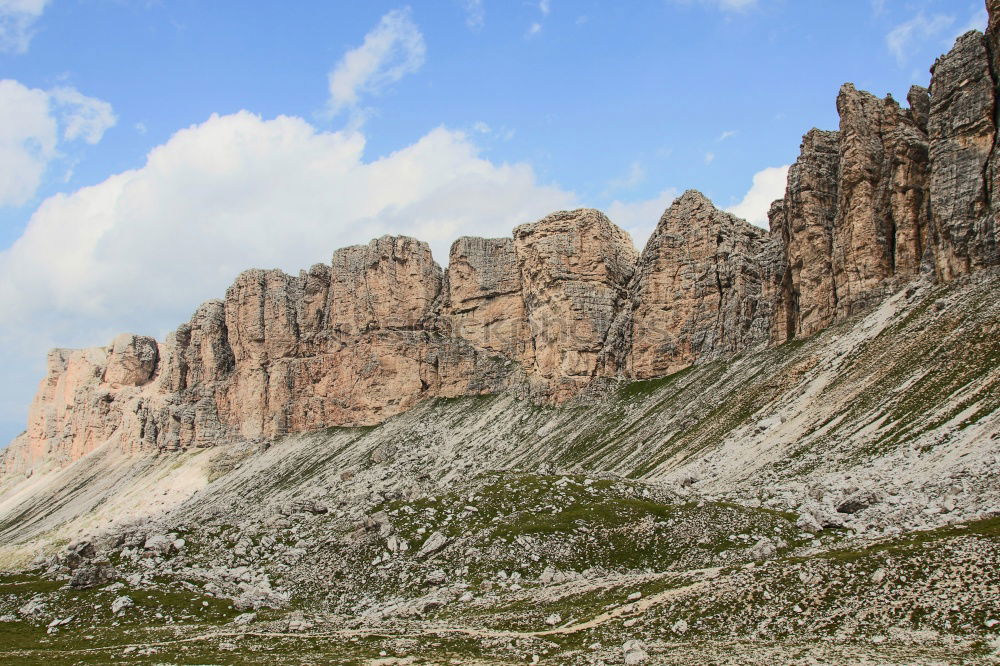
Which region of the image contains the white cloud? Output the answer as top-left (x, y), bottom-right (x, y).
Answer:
top-left (0, 79), bottom-right (55, 207)
top-left (886, 13), bottom-right (955, 65)
top-left (0, 79), bottom-right (116, 207)
top-left (49, 87), bottom-right (117, 144)
top-left (526, 21), bottom-right (541, 37)
top-left (327, 8), bottom-right (426, 116)
top-left (725, 164), bottom-right (789, 228)
top-left (539, 0), bottom-right (551, 16)
top-left (704, 152), bottom-right (715, 165)
top-left (871, 0), bottom-right (886, 17)
top-left (0, 0), bottom-right (48, 53)
top-left (134, 122), bottom-right (147, 135)
top-left (717, 130), bottom-right (737, 142)
top-left (459, 0), bottom-right (484, 31)
top-left (606, 188), bottom-right (679, 250)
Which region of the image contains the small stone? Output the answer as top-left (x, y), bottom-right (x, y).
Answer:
top-left (623, 639), bottom-right (649, 664)
top-left (111, 596), bottom-right (134, 614)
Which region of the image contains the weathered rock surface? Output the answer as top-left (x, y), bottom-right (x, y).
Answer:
top-left (832, 83), bottom-right (930, 317)
top-left (929, 30), bottom-right (999, 280)
top-left (770, 129), bottom-right (841, 341)
top-left (4, 10), bottom-right (1000, 477)
top-left (627, 191), bottom-right (766, 378)
top-left (442, 236), bottom-right (527, 362)
top-left (513, 209), bottom-right (637, 398)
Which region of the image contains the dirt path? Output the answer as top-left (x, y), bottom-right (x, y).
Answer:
top-left (0, 572), bottom-right (715, 659)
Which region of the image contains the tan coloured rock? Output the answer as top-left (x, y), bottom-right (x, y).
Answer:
top-left (776, 128), bottom-right (841, 339)
top-left (103, 334), bottom-right (159, 387)
top-left (928, 30), bottom-right (997, 280)
top-left (163, 300), bottom-right (233, 392)
top-left (627, 191), bottom-right (766, 379)
top-left (327, 236), bottom-right (442, 335)
top-left (513, 209), bottom-right (637, 398)
top-left (443, 236), bottom-right (527, 362)
top-left (832, 84), bottom-right (930, 318)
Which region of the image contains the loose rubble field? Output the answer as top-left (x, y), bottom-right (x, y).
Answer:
top-left (1, 475), bottom-right (999, 664)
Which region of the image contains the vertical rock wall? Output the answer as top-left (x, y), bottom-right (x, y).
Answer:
top-left (627, 191), bottom-right (766, 379)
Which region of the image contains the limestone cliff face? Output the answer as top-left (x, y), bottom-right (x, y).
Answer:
top-left (627, 191), bottom-right (766, 379)
top-left (929, 30), bottom-right (999, 280)
top-left (442, 236), bottom-right (527, 363)
top-left (833, 84), bottom-right (930, 317)
top-left (770, 129), bottom-right (841, 341)
top-left (513, 209), bottom-right (637, 398)
top-left (5, 2), bottom-right (1000, 477)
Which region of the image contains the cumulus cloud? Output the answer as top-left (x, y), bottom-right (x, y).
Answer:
top-left (0, 0), bottom-right (49, 53)
top-left (886, 13), bottom-right (955, 65)
top-left (0, 80), bottom-right (55, 207)
top-left (726, 164), bottom-right (789, 228)
top-left (327, 8), bottom-right (426, 116)
top-left (0, 79), bottom-right (116, 207)
top-left (606, 187), bottom-right (680, 250)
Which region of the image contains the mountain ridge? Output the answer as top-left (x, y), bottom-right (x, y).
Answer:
top-left (4, 19), bottom-right (999, 479)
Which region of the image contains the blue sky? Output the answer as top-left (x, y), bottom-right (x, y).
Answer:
top-left (0, 0), bottom-right (988, 446)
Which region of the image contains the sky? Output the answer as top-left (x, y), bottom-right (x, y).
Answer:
top-left (0, 0), bottom-right (988, 446)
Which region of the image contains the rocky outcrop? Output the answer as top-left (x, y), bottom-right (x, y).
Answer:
top-left (771, 129), bottom-right (841, 340)
top-left (513, 210), bottom-right (637, 398)
top-left (327, 236), bottom-right (442, 335)
top-left (627, 191), bottom-right (766, 378)
top-left (103, 334), bottom-right (159, 387)
top-left (929, 30), bottom-right (999, 280)
top-left (5, 3), bottom-right (1000, 477)
top-left (442, 236), bottom-right (527, 362)
top-left (832, 84), bottom-right (931, 316)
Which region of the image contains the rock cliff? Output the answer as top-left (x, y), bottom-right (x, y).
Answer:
top-left (4, 3), bottom-right (1000, 477)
